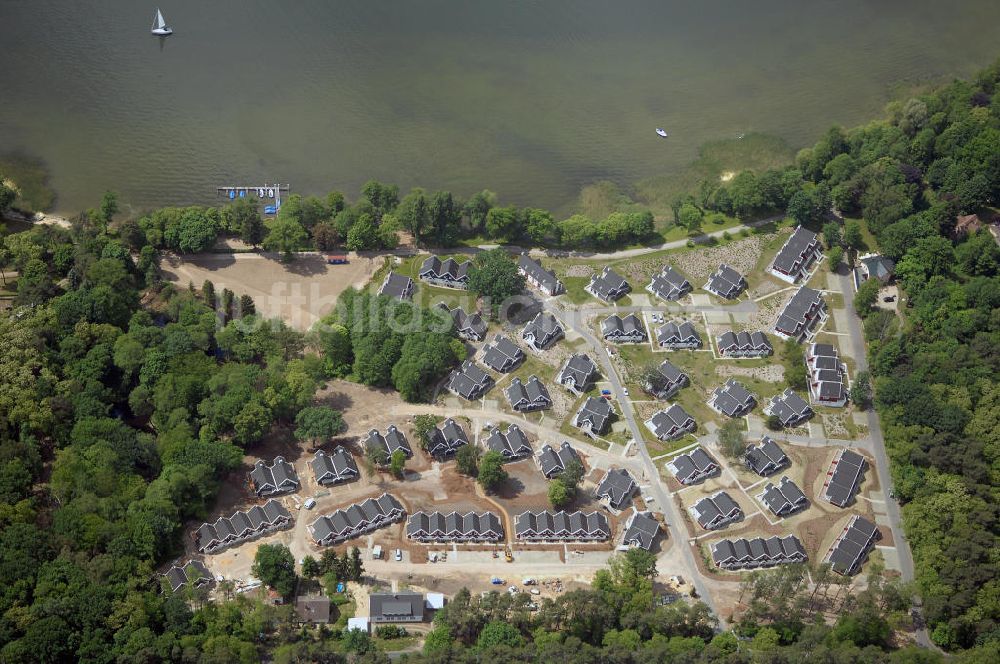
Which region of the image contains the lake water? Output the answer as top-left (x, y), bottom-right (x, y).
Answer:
top-left (1, 0), bottom-right (999, 216)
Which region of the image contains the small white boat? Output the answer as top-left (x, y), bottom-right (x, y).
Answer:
top-left (655, 128), bottom-right (668, 138)
top-left (151, 8), bottom-right (172, 35)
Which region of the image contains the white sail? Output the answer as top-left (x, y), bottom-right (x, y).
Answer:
top-left (154, 9), bottom-right (166, 30)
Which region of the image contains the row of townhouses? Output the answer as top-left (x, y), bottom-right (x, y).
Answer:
top-left (514, 510), bottom-right (611, 541)
top-left (406, 511), bottom-right (504, 543)
top-left (308, 493), bottom-right (405, 546)
top-left (712, 535), bottom-right (808, 570)
top-left (195, 499), bottom-right (292, 554)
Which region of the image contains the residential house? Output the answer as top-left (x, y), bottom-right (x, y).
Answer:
top-left (585, 266), bottom-right (631, 302)
top-left (744, 436), bottom-right (789, 476)
top-left (308, 493), bottom-right (405, 546)
top-left (518, 254), bottom-right (564, 296)
top-left (514, 510), bottom-right (611, 542)
top-left (311, 447), bottom-right (359, 486)
top-left (377, 272), bottom-right (414, 301)
top-left (406, 511), bottom-right (504, 543)
top-left (195, 499), bottom-right (292, 554)
top-left (774, 287), bottom-right (826, 341)
top-left (595, 468), bottom-right (636, 510)
top-left (646, 266), bottom-right (692, 301)
top-left (704, 264), bottom-right (746, 299)
top-left (769, 226), bottom-right (822, 283)
top-left (857, 254), bottom-right (895, 284)
top-left (437, 303), bottom-right (486, 341)
top-left (365, 425), bottom-right (413, 461)
top-left (573, 396), bottom-right (613, 435)
top-left (556, 353), bottom-right (598, 392)
top-left (536, 442), bottom-right (581, 479)
top-left (426, 418), bottom-right (469, 458)
top-left (249, 456), bottom-right (300, 497)
top-left (481, 335), bottom-right (525, 373)
top-left (645, 404), bottom-right (696, 440)
top-left (446, 361), bottom-right (494, 400)
top-left (370, 593), bottom-right (425, 623)
top-left (295, 596), bottom-right (331, 624)
top-left (764, 389), bottom-right (813, 427)
top-left (709, 379), bottom-right (756, 417)
top-left (757, 476), bottom-right (808, 517)
top-left (505, 375), bottom-right (552, 412)
top-left (711, 535), bottom-right (807, 570)
top-left (164, 560), bottom-right (212, 592)
top-left (621, 510), bottom-right (661, 551)
top-left (484, 424), bottom-right (532, 460)
top-left (824, 515), bottom-right (880, 576)
top-left (418, 255), bottom-right (471, 289)
top-left (822, 449), bottom-right (867, 507)
top-left (602, 313), bottom-right (647, 344)
top-left (644, 359), bottom-right (688, 399)
top-left (691, 491), bottom-right (744, 530)
top-left (656, 319), bottom-right (701, 349)
top-left (667, 448), bottom-right (720, 485)
top-left (806, 343), bottom-right (847, 407)
top-left (521, 312), bottom-right (564, 350)
top-left (716, 330), bottom-right (772, 358)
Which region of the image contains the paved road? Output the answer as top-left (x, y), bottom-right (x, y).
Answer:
top-left (836, 270), bottom-right (931, 648)
top-left (543, 298), bottom-right (724, 626)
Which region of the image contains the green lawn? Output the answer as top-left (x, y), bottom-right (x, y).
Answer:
top-left (560, 276), bottom-right (592, 304)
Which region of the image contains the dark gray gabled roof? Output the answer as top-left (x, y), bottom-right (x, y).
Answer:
top-left (745, 436), bottom-right (789, 476)
top-left (427, 418), bottom-right (469, 456)
top-left (758, 476), bottom-right (808, 516)
top-left (657, 359), bottom-right (685, 383)
top-left (366, 426), bottom-right (413, 459)
top-left (164, 560), bottom-right (212, 592)
top-left (860, 254), bottom-right (895, 281)
top-left (767, 388), bottom-right (813, 426)
top-left (826, 515), bottom-right (880, 575)
top-left (595, 468), bottom-right (636, 509)
top-left (587, 267), bottom-right (630, 301)
top-left (505, 375), bottom-right (551, 409)
top-left (825, 449), bottom-right (867, 506)
top-left (419, 255), bottom-right (471, 281)
top-left (438, 303), bottom-right (486, 339)
top-left (775, 286), bottom-right (824, 335)
top-left (518, 254), bottom-right (564, 294)
top-left (378, 271), bottom-right (413, 301)
top-left (447, 360), bottom-right (494, 399)
top-left (711, 379), bottom-right (756, 416)
top-left (647, 266), bottom-right (691, 301)
top-left (249, 456), bottom-right (300, 496)
top-left (772, 226), bottom-right (820, 275)
top-left (622, 511), bottom-right (660, 550)
top-left (485, 424), bottom-right (532, 458)
top-left (657, 319), bottom-right (701, 345)
top-left (646, 404), bottom-right (695, 438)
top-left (705, 264), bottom-right (746, 298)
top-left (311, 447), bottom-right (359, 483)
top-left (522, 312), bottom-right (564, 349)
top-left (575, 396), bottom-right (612, 433)
top-left (602, 313), bottom-right (646, 339)
top-left (481, 335), bottom-right (524, 372)
top-left (538, 442), bottom-right (580, 478)
top-left (558, 353), bottom-right (597, 387)
top-left (370, 593), bottom-right (425, 621)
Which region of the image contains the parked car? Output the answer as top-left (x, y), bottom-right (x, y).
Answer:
top-left (883, 295), bottom-right (896, 302)
top-left (394, 548), bottom-right (402, 561)
top-left (491, 577), bottom-right (504, 585)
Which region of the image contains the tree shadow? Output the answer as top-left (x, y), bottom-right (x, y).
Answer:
top-left (315, 392), bottom-right (355, 413)
top-left (279, 254), bottom-right (329, 277)
top-left (496, 475), bottom-right (526, 500)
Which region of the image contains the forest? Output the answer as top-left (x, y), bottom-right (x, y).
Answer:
top-left (1, 58), bottom-right (1000, 662)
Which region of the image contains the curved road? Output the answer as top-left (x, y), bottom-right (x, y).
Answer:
top-left (543, 299), bottom-right (724, 626)
top-left (837, 271), bottom-right (931, 648)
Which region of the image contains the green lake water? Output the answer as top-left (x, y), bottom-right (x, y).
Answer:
top-left (1, 0), bottom-right (999, 216)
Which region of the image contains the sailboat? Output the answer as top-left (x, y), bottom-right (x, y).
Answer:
top-left (655, 128), bottom-right (668, 138)
top-left (151, 8), bottom-right (172, 36)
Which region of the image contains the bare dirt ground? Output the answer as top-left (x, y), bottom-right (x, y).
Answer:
top-left (746, 287), bottom-right (794, 330)
top-left (160, 252), bottom-right (380, 330)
